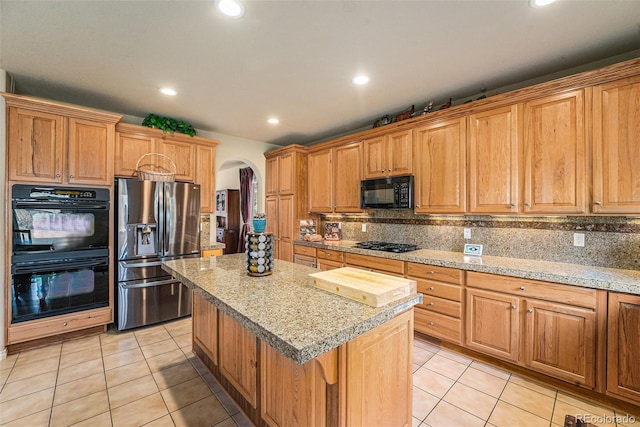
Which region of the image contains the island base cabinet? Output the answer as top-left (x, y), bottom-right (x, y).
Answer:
top-left (342, 308), bottom-right (413, 427)
top-left (607, 292), bottom-right (640, 405)
top-left (192, 291), bottom-right (218, 365)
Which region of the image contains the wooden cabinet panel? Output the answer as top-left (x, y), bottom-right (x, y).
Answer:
top-left (522, 90), bottom-right (586, 214)
top-left (417, 295), bottom-right (461, 318)
top-left (8, 107), bottom-right (64, 183)
top-left (607, 292), bottom-right (640, 404)
top-left (67, 118), bottom-right (113, 185)
top-left (524, 299), bottom-right (596, 387)
top-left (414, 309), bottom-right (461, 344)
top-left (308, 149), bottom-right (333, 213)
top-left (317, 259), bottom-right (343, 271)
top-left (413, 117), bottom-right (466, 213)
top-left (416, 280), bottom-right (462, 303)
top-left (468, 105), bottom-right (519, 213)
top-left (265, 156), bottom-right (279, 196)
top-left (277, 151), bottom-right (295, 195)
top-left (193, 291), bottom-right (218, 365)
top-left (115, 131), bottom-right (155, 178)
top-left (466, 288), bottom-right (519, 362)
top-left (219, 312), bottom-right (258, 408)
top-left (159, 138), bottom-right (195, 182)
top-left (316, 249), bottom-right (344, 262)
top-left (333, 142), bottom-right (363, 212)
top-left (265, 196), bottom-right (279, 259)
top-left (406, 263), bottom-right (463, 285)
top-left (593, 76), bottom-right (640, 214)
top-left (294, 245), bottom-right (317, 257)
top-left (363, 135), bottom-right (385, 178)
top-left (344, 252), bottom-right (404, 275)
top-left (345, 309), bottom-right (413, 427)
top-left (195, 144), bottom-right (215, 213)
top-left (363, 129), bottom-right (411, 179)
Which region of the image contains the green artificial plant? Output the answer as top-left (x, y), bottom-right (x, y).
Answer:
top-left (141, 113), bottom-right (196, 137)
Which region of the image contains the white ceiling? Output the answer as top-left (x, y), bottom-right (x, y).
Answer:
top-left (1, 1), bottom-right (639, 146)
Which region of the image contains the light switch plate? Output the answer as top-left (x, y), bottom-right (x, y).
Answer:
top-left (463, 244), bottom-right (483, 256)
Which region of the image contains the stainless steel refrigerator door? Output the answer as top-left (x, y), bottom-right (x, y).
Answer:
top-left (117, 278), bottom-right (192, 330)
top-left (161, 182), bottom-right (201, 257)
top-left (116, 179), bottom-right (160, 261)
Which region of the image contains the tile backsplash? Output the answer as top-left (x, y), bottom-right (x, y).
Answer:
top-left (320, 211), bottom-right (640, 270)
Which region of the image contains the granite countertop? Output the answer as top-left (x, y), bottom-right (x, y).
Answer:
top-left (296, 240), bottom-right (640, 295)
top-left (201, 242), bottom-right (225, 251)
top-left (162, 254), bottom-right (422, 365)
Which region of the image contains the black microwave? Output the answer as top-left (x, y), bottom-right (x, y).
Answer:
top-left (361, 175), bottom-right (414, 209)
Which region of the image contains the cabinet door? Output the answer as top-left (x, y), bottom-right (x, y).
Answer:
top-left (522, 91), bottom-right (586, 214)
top-left (345, 309), bottom-right (413, 427)
top-left (388, 129), bottom-right (412, 176)
top-left (8, 107), bottom-right (64, 183)
top-left (593, 77), bottom-right (640, 214)
top-left (523, 299), bottom-right (596, 387)
top-left (363, 135), bottom-right (386, 178)
top-left (160, 138), bottom-right (195, 182)
top-left (308, 149), bottom-right (333, 213)
top-left (277, 195), bottom-right (294, 262)
top-left (468, 105), bottom-right (519, 214)
top-left (193, 291), bottom-right (218, 365)
top-left (219, 311), bottom-right (258, 408)
top-left (265, 156), bottom-right (279, 196)
top-left (114, 131), bottom-right (156, 178)
top-left (465, 288), bottom-right (519, 362)
top-left (67, 118), bottom-right (114, 185)
top-left (265, 197), bottom-right (279, 259)
top-left (607, 292), bottom-right (640, 404)
top-left (413, 118), bottom-right (466, 213)
top-left (195, 144), bottom-right (215, 213)
top-left (277, 152), bottom-right (295, 195)
top-left (334, 142), bottom-right (363, 213)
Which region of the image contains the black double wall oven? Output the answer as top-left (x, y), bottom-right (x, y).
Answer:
top-left (11, 184), bottom-right (110, 324)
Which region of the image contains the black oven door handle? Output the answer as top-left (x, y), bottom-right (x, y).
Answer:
top-left (13, 201), bottom-right (109, 210)
top-left (12, 258), bottom-right (108, 274)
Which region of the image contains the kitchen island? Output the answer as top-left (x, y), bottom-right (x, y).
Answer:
top-left (162, 254), bottom-right (422, 427)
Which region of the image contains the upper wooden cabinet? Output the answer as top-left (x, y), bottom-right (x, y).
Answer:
top-left (115, 123), bottom-right (218, 212)
top-left (264, 145), bottom-right (308, 261)
top-left (362, 128), bottom-right (412, 179)
top-left (413, 117), bottom-right (466, 214)
top-left (592, 76), bottom-right (640, 214)
top-left (522, 90), bottom-right (586, 214)
top-left (308, 142), bottom-right (362, 213)
top-left (5, 94), bottom-right (121, 186)
top-left (468, 105), bottom-right (519, 214)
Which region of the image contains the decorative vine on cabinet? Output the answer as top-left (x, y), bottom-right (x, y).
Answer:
top-left (4, 94), bottom-right (121, 186)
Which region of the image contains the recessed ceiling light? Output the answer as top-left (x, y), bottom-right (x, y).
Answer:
top-left (529, 0), bottom-right (557, 8)
top-left (267, 118), bottom-right (279, 124)
top-left (352, 75), bottom-right (370, 85)
top-left (160, 88), bottom-right (177, 96)
top-left (215, 0), bottom-right (245, 17)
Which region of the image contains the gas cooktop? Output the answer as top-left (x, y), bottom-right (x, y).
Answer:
top-left (354, 241), bottom-right (418, 253)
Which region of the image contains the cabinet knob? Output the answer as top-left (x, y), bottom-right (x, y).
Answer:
top-left (387, 169), bottom-right (391, 172)
top-left (429, 270), bottom-right (434, 275)
top-left (416, 205), bottom-right (420, 208)
top-left (519, 286), bottom-right (525, 291)
top-left (62, 322), bottom-right (68, 327)
top-left (594, 201), bottom-right (602, 205)
top-left (527, 309), bottom-right (533, 313)
top-left (381, 169), bottom-right (385, 173)
top-left (429, 321), bottom-right (434, 326)
top-left (510, 203), bottom-right (515, 208)
top-left (511, 305), bottom-right (517, 310)
top-left (524, 203), bottom-right (530, 207)
top-left (55, 173), bottom-right (60, 178)
top-left (428, 301), bottom-right (434, 306)
top-left (69, 174), bottom-right (74, 179)
top-left (428, 286), bottom-right (434, 291)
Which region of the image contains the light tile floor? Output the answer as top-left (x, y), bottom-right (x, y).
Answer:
top-left (0, 317), bottom-right (638, 427)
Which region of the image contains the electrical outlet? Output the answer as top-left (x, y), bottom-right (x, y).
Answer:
top-left (361, 223), bottom-right (367, 232)
top-left (464, 228), bottom-right (471, 239)
top-left (574, 233), bottom-right (585, 247)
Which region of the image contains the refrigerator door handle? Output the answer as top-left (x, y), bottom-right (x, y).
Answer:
top-left (119, 278), bottom-right (180, 290)
top-left (120, 260), bottom-right (163, 268)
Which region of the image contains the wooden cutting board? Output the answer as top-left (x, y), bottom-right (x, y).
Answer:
top-left (308, 267), bottom-right (417, 307)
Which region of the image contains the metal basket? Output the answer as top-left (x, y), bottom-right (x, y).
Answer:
top-left (135, 153), bottom-right (176, 182)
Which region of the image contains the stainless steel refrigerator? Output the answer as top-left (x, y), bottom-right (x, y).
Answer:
top-left (115, 178), bottom-right (201, 330)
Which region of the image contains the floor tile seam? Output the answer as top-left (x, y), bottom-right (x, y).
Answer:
top-left (507, 375), bottom-right (559, 399)
top-left (434, 349), bottom-right (474, 367)
top-left (441, 396), bottom-right (498, 423)
top-left (66, 410), bottom-right (112, 427)
top-left (420, 364), bottom-right (464, 382)
top-left (495, 397), bottom-right (554, 424)
top-left (52, 389), bottom-right (110, 427)
top-left (416, 388), bottom-right (444, 424)
top-left (501, 379), bottom-right (559, 413)
top-left (106, 378), bottom-right (160, 411)
top-left (444, 364), bottom-right (502, 422)
top-left (166, 393), bottom-right (220, 416)
top-left (469, 361), bottom-right (514, 382)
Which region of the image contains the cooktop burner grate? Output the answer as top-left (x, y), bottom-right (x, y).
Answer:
top-left (354, 241), bottom-right (418, 253)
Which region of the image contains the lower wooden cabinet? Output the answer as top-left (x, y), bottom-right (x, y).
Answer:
top-left (192, 291), bottom-right (218, 365)
top-left (219, 311), bottom-right (259, 408)
top-left (607, 292), bottom-right (640, 405)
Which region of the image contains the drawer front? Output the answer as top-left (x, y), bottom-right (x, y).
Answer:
top-left (293, 254), bottom-right (316, 268)
top-left (317, 259), bottom-right (343, 271)
top-left (416, 280), bottom-right (461, 302)
top-left (294, 245), bottom-right (317, 257)
top-left (466, 271), bottom-right (597, 309)
top-left (418, 295), bottom-right (461, 318)
top-left (344, 253), bottom-right (405, 275)
top-left (317, 249), bottom-right (345, 262)
top-left (414, 309), bottom-right (461, 344)
top-left (407, 263), bottom-right (463, 285)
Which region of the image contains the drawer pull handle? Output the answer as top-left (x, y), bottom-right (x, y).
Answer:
top-left (527, 309), bottom-right (533, 313)
top-left (429, 286), bottom-right (434, 291)
top-left (429, 271), bottom-right (435, 275)
top-left (62, 322), bottom-right (68, 327)
top-left (429, 321), bottom-right (434, 326)
top-left (428, 302), bottom-right (434, 306)
top-left (519, 286), bottom-right (525, 291)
